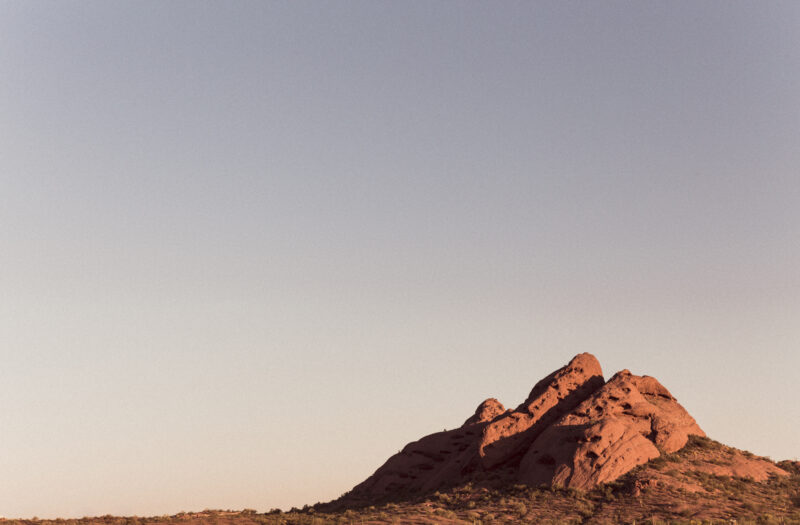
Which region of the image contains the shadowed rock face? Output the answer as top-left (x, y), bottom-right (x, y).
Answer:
top-left (344, 353), bottom-right (707, 501)
top-left (518, 370), bottom-right (705, 489)
top-left (478, 353), bottom-right (605, 469)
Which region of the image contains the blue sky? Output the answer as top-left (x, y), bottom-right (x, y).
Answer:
top-left (1, 1), bottom-right (799, 518)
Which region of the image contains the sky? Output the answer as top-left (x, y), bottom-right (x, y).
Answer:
top-left (1, 0), bottom-right (799, 518)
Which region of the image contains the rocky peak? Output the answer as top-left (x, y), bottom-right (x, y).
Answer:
top-left (341, 353), bottom-right (710, 503)
top-left (518, 367), bottom-right (705, 489)
top-left (464, 398), bottom-right (506, 426)
top-left (520, 352), bottom-right (603, 410)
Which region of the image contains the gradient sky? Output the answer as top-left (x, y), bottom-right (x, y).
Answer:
top-left (1, 0), bottom-right (799, 518)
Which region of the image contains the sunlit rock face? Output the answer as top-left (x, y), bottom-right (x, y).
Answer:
top-left (343, 353), bottom-right (706, 502)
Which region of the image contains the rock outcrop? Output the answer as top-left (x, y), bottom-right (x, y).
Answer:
top-left (478, 353), bottom-right (604, 469)
top-left (343, 353), bottom-right (717, 502)
top-left (463, 398), bottom-right (505, 426)
top-left (518, 369), bottom-right (705, 489)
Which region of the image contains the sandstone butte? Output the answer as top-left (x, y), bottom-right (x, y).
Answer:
top-left (341, 353), bottom-right (787, 503)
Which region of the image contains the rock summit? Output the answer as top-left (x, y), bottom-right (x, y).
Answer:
top-left (345, 353), bottom-right (708, 500)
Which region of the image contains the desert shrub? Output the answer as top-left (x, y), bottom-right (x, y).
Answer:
top-left (742, 501), bottom-right (761, 513)
top-left (433, 508), bottom-right (456, 519)
top-left (694, 438), bottom-right (713, 449)
top-left (566, 487), bottom-right (585, 499)
top-left (512, 502), bottom-right (527, 517)
top-left (598, 483), bottom-right (616, 502)
top-left (433, 491), bottom-right (452, 504)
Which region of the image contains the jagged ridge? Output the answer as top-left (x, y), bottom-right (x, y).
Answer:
top-left (341, 353), bottom-right (732, 504)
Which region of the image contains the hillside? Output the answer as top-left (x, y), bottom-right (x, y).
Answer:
top-left (317, 438), bottom-right (800, 522)
top-left (331, 353), bottom-right (785, 505)
top-left (3, 441), bottom-right (797, 524)
top-left (4, 355), bottom-right (797, 524)
top-left (308, 353), bottom-right (800, 522)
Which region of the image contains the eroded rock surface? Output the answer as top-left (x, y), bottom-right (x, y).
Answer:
top-left (464, 398), bottom-right (506, 426)
top-left (344, 353), bottom-right (711, 502)
top-left (478, 353), bottom-right (604, 469)
top-left (518, 370), bottom-right (705, 489)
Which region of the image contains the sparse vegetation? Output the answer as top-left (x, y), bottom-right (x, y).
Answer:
top-left (1, 440), bottom-right (797, 524)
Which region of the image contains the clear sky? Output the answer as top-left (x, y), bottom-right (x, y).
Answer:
top-left (1, 0), bottom-right (799, 518)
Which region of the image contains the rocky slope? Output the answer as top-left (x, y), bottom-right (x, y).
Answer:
top-left (338, 353), bottom-right (785, 506)
top-left (311, 443), bottom-right (799, 522)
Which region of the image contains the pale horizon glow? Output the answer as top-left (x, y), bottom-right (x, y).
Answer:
top-left (1, 0), bottom-right (799, 519)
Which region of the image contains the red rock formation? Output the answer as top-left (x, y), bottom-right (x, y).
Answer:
top-left (478, 353), bottom-right (604, 469)
top-left (518, 370), bottom-right (705, 489)
top-left (343, 353), bottom-right (712, 502)
top-left (348, 399), bottom-right (504, 497)
top-left (464, 398), bottom-right (506, 426)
